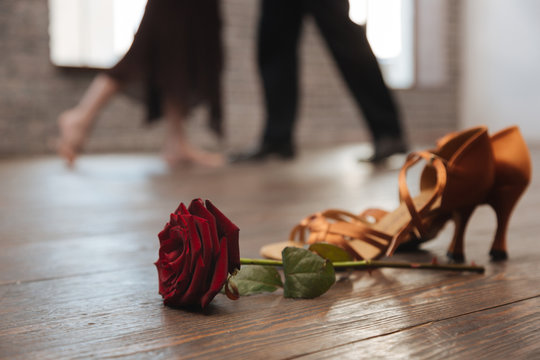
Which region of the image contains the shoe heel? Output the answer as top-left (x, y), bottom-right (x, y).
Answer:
top-left (488, 126), bottom-right (531, 260)
top-left (446, 206), bottom-right (475, 263)
top-left (488, 185), bottom-right (527, 260)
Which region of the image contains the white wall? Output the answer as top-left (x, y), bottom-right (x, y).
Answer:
top-left (416, 0), bottom-right (448, 88)
top-left (460, 0), bottom-right (540, 141)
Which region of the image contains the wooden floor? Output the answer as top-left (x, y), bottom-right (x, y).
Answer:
top-left (1, 143), bottom-right (539, 359)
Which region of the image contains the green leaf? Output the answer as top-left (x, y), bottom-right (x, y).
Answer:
top-left (230, 265), bottom-right (283, 296)
top-left (309, 242), bottom-right (354, 262)
top-left (282, 247), bottom-right (336, 299)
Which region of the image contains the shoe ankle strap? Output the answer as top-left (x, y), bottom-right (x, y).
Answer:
top-left (390, 151), bottom-right (448, 255)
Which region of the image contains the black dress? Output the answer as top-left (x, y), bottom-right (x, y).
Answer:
top-left (106, 0), bottom-right (224, 136)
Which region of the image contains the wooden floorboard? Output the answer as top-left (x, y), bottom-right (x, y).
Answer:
top-left (298, 296), bottom-right (540, 359)
top-left (0, 144), bottom-right (538, 359)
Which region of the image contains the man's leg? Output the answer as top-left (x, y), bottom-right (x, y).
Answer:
top-left (309, 0), bottom-right (407, 161)
top-left (231, 0), bottom-right (303, 162)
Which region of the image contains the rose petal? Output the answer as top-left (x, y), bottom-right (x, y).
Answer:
top-left (193, 216), bottom-right (214, 266)
top-left (158, 227), bottom-right (185, 262)
top-left (188, 199), bottom-right (220, 259)
top-left (176, 216), bottom-right (210, 305)
top-left (160, 233), bottom-right (194, 305)
top-left (176, 202), bottom-right (189, 215)
top-left (155, 222), bottom-right (192, 297)
top-left (160, 249), bottom-right (192, 303)
top-left (200, 236), bottom-right (229, 308)
top-left (169, 213), bottom-right (180, 226)
top-left (183, 215), bottom-right (202, 273)
top-left (175, 216), bottom-right (215, 306)
top-left (159, 212), bottom-right (183, 241)
top-left (177, 256), bottom-right (209, 306)
top-left (205, 200), bottom-right (240, 272)
top-left (156, 239), bottom-right (190, 295)
top-left (155, 252), bottom-right (181, 284)
top-left (158, 226), bottom-right (170, 242)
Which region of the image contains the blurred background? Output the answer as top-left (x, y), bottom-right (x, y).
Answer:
top-left (1, 0), bottom-right (539, 156)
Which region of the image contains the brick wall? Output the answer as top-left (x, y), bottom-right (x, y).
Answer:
top-left (0, 0), bottom-right (459, 156)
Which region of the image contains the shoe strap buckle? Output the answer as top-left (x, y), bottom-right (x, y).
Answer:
top-left (427, 153), bottom-right (447, 167)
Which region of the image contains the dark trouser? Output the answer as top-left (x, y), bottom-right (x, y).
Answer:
top-left (257, 0), bottom-right (403, 146)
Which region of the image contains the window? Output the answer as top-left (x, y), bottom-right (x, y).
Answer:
top-left (349, 0), bottom-right (415, 89)
top-left (49, 0), bottom-right (414, 88)
top-left (49, 0), bottom-right (146, 68)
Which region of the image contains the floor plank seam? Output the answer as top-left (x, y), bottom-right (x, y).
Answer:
top-left (0, 264), bottom-right (154, 287)
top-left (286, 294), bottom-right (540, 359)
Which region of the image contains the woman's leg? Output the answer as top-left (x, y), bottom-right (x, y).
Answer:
top-left (57, 74), bottom-right (120, 166)
top-left (162, 98), bottom-right (224, 168)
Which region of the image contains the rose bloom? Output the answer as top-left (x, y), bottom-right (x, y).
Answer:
top-left (155, 199), bottom-right (240, 308)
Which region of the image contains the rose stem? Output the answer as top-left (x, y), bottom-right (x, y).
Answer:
top-left (239, 258), bottom-right (485, 274)
top-left (240, 258), bottom-right (283, 267)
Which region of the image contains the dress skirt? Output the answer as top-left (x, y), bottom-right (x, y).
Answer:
top-left (106, 0), bottom-right (224, 135)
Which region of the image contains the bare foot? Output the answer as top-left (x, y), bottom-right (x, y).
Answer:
top-left (187, 150), bottom-right (225, 168)
top-left (164, 150), bottom-right (225, 168)
top-left (57, 108), bottom-right (91, 167)
top-left (162, 143), bottom-right (225, 168)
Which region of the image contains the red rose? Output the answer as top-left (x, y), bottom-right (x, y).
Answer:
top-left (155, 199), bottom-right (240, 308)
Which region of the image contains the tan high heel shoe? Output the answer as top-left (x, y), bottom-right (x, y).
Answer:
top-left (261, 126), bottom-right (496, 261)
top-left (405, 126), bottom-right (531, 262)
top-left (446, 126), bottom-right (531, 261)
top-left (261, 126), bottom-right (531, 263)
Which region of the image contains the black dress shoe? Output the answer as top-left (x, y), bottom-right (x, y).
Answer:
top-left (229, 143), bottom-right (295, 163)
top-left (359, 136), bottom-right (408, 163)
